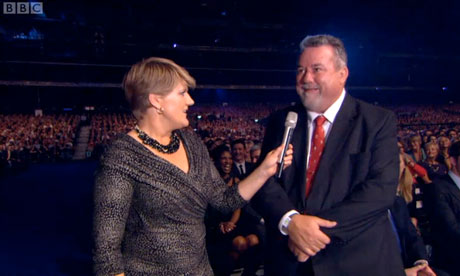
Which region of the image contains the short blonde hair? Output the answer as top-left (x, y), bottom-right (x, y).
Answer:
top-left (122, 57), bottom-right (196, 119)
top-left (424, 141), bottom-right (439, 152)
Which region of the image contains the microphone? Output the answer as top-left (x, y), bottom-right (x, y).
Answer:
top-left (276, 111), bottom-right (298, 179)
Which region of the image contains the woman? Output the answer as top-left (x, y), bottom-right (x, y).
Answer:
top-left (208, 145), bottom-right (263, 275)
top-left (93, 57), bottom-right (292, 276)
top-left (437, 136), bottom-right (452, 171)
top-left (420, 141), bottom-right (448, 181)
top-left (408, 134), bottom-right (426, 163)
top-left (391, 153), bottom-right (436, 276)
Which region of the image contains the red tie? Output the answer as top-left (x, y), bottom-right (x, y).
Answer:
top-left (306, 115), bottom-right (327, 197)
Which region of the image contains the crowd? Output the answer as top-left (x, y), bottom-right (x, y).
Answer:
top-left (86, 113), bottom-right (135, 158)
top-left (1, 103), bottom-right (459, 169)
top-left (0, 114), bottom-right (79, 170)
top-left (1, 102), bottom-right (460, 274)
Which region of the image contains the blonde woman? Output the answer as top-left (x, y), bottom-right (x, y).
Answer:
top-left (92, 57), bottom-right (293, 276)
top-left (391, 153), bottom-right (436, 276)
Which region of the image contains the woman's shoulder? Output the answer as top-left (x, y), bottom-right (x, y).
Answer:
top-left (99, 133), bottom-right (142, 165)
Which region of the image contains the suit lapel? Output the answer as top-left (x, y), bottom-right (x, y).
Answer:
top-left (306, 95), bottom-right (358, 211)
top-left (447, 176), bottom-right (460, 203)
top-left (292, 107), bottom-right (308, 207)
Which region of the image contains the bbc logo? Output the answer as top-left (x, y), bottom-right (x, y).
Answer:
top-left (3, 2), bottom-right (43, 14)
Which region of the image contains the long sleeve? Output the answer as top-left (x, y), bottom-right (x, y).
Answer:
top-left (93, 166), bottom-right (134, 275)
top-left (390, 196), bottom-right (427, 267)
top-left (432, 181), bottom-right (460, 245)
top-left (202, 143), bottom-right (247, 213)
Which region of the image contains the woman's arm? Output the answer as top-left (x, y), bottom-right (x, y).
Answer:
top-left (93, 167), bottom-right (133, 276)
top-left (220, 209), bottom-right (241, 233)
top-left (237, 144), bottom-right (293, 201)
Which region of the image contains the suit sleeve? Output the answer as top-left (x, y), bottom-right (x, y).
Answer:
top-left (432, 182), bottom-right (460, 245)
top-left (252, 111), bottom-right (297, 230)
top-left (318, 112), bottom-right (400, 242)
top-left (391, 196), bottom-right (427, 266)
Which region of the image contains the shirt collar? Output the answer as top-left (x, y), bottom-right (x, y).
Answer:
top-left (307, 88), bottom-right (346, 124)
top-left (448, 170), bottom-right (460, 190)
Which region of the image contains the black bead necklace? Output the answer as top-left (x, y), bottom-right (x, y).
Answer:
top-left (134, 125), bottom-right (180, 154)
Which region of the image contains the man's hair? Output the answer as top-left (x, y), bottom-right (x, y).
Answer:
top-left (231, 138), bottom-right (246, 149)
top-left (122, 57), bottom-right (196, 119)
top-left (250, 143), bottom-right (262, 154)
top-left (449, 141), bottom-right (460, 157)
top-left (299, 34), bottom-right (347, 69)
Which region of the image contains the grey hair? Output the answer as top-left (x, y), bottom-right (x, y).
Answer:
top-left (299, 34), bottom-right (348, 69)
top-left (250, 143), bottom-right (262, 154)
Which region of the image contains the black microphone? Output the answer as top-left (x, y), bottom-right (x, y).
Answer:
top-left (276, 111), bottom-right (298, 179)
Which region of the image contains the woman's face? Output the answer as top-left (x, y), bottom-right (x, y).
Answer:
top-left (439, 137), bottom-right (451, 149)
top-left (159, 81), bottom-right (195, 129)
top-left (410, 138), bottom-right (420, 150)
top-left (219, 151), bottom-right (233, 175)
top-left (426, 144), bottom-right (439, 159)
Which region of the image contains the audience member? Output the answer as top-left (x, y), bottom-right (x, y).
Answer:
top-left (430, 141), bottom-right (460, 276)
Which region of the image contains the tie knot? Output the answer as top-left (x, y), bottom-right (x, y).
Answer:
top-left (315, 115), bottom-right (327, 127)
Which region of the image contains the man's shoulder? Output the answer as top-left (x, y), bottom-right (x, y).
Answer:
top-left (352, 97), bottom-right (394, 117)
top-left (434, 174), bottom-right (457, 191)
top-left (268, 103), bottom-right (305, 121)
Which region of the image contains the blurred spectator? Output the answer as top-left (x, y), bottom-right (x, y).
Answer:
top-left (421, 141), bottom-right (448, 181)
top-left (408, 134), bottom-right (426, 163)
top-left (429, 141), bottom-right (460, 276)
top-left (249, 143), bottom-right (262, 164)
top-left (438, 136), bottom-right (452, 171)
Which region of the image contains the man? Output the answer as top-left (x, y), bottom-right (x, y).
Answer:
top-left (249, 143), bottom-right (262, 164)
top-left (231, 138), bottom-right (254, 179)
top-left (252, 34), bottom-right (404, 275)
top-left (430, 141), bottom-right (460, 276)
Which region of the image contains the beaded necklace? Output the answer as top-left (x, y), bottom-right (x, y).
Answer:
top-left (134, 125), bottom-right (180, 154)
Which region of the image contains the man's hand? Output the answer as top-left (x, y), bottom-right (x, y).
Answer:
top-left (288, 238), bottom-right (311, 262)
top-left (287, 214), bottom-right (337, 258)
top-left (404, 263), bottom-right (436, 276)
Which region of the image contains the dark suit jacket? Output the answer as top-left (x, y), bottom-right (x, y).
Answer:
top-left (390, 196), bottom-right (428, 268)
top-left (430, 174), bottom-right (460, 275)
top-left (232, 161), bottom-right (255, 179)
top-left (252, 94), bottom-right (404, 276)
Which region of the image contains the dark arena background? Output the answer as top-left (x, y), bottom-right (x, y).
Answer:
top-left (1, 1), bottom-right (459, 275)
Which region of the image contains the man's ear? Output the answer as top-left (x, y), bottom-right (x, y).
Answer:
top-left (339, 66), bottom-right (349, 84)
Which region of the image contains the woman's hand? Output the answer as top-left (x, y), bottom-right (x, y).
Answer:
top-left (236, 144), bottom-right (294, 201)
top-left (219, 221), bottom-right (236, 234)
top-left (259, 144), bottom-right (294, 179)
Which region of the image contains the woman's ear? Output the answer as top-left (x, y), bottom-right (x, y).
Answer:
top-left (148, 93), bottom-right (165, 114)
top-left (148, 93), bottom-right (161, 109)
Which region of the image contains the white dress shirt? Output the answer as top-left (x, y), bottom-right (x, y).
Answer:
top-left (279, 89), bottom-right (346, 235)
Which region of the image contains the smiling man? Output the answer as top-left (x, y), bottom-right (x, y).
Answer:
top-left (252, 34), bottom-right (404, 275)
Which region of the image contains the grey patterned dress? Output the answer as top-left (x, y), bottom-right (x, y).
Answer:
top-left (93, 129), bottom-right (247, 275)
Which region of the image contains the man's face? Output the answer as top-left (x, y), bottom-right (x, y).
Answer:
top-left (232, 143), bottom-right (246, 162)
top-left (296, 45), bottom-right (349, 113)
top-left (250, 148), bottom-right (261, 163)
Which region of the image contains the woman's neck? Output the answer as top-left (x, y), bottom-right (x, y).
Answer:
top-left (137, 120), bottom-right (172, 144)
top-left (426, 158), bottom-right (438, 164)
